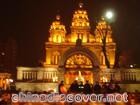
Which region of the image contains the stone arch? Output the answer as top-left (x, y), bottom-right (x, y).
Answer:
top-left (59, 46), bottom-right (100, 69)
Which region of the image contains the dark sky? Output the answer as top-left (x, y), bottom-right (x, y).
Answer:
top-left (0, 0), bottom-right (140, 67)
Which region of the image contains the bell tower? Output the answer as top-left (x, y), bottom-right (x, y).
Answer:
top-left (94, 17), bottom-right (113, 43)
top-left (94, 17), bottom-right (116, 67)
top-left (49, 15), bottom-right (66, 43)
top-left (70, 2), bottom-right (91, 43)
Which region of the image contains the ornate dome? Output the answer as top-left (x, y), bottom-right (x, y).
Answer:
top-left (94, 17), bottom-right (113, 43)
top-left (71, 3), bottom-right (90, 29)
top-left (49, 15), bottom-right (66, 43)
top-left (50, 15), bottom-right (66, 32)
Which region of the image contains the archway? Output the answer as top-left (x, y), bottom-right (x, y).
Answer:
top-left (64, 53), bottom-right (94, 85)
top-left (59, 46), bottom-right (100, 86)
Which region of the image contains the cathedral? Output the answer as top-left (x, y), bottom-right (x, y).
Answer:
top-left (16, 3), bottom-right (140, 92)
top-left (43, 3), bottom-right (116, 84)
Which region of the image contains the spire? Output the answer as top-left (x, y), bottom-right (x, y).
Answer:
top-left (71, 0), bottom-right (90, 29)
top-left (49, 14), bottom-right (66, 43)
top-left (94, 16), bottom-right (113, 43)
top-left (70, 0), bottom-right (90, 43)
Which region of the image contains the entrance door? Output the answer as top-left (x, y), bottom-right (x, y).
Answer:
top-left (64, 53), bottom-right (94, 86)
top-left (64, 70), bottom-right (93, 85)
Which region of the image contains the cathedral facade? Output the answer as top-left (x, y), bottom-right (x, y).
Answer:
top-left (43, 3), bottom-right (116, 85)
top-left (16, 3), bottom-right (140, 92)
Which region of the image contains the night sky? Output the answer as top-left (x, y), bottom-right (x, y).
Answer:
top-left (0, 0), bottom-right (140, 67)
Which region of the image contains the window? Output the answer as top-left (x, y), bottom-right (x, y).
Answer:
top-left (51, 51), bottom-right (60, 64)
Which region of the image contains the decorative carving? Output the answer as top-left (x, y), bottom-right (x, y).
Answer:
top-left (65, 53), bottom-right (92, 68)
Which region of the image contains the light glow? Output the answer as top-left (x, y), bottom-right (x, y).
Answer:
top-left (106, 11), bottom-right (113, 19)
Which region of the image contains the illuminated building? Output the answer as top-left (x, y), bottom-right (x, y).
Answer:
top-left (0, 73), bottom-right (11, 90)
top-left (43, 3), bottom-right (115, 85)
top-left (16, 3), bottom-right (140, 92)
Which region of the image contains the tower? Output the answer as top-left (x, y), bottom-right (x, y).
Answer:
top-left (70, 2), bottom-right (91, 43)
top-left (49, 15), bottom-right (66, 43)
top-left (94, 17), bottom-right (113, 43)
top-left (44, 15), bottom-right (66, 65)
top-left (94, 17), bottom-right (116, 68)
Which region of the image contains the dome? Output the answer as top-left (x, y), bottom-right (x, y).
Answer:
top-left (50, 15), bottom-right (66, 32)
top-left (49, 15), bottom-right (66, 43)
top-left (71, 3), bottom-right (90, 28)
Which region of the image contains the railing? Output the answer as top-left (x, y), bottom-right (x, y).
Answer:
top-left (21, 71), bottom-right (58, 83)
top-left (99, 69), bottom-right (140, 83)
top-left (23, 71), bottom-right (37, 80)
top-left (121, 72), bottom-right (137, 82)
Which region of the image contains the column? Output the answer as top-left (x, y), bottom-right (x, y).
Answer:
top-left (30, 72), bottom-right (32, 80)
top-left (46, 72), bottom-right (48, 80)
top-left (26, 72), bottom-right (29, 80)
top-left (132, 72), bottom-right (134, 81)
top-left (48, 72), bottom-right (50, 79)
top-left (28, 72), bottom-right (30, 80)
top-left (129, 72), bottom-right (131, 81)
top-left (51, 72), bottom-right (53, 79)
top-left (134, 72), bottom-right (136, 81)
top-left (32, 72), bottom-right (35, 80)
top-left (23, 72), bottom-right (25, 80)
top-left (26, 72), bottom-right (28, 80)
top-left (32, 72), bottom-right (34, 80)
top-left (46, 72), bottom-right (48, 79)
top-left (43, 72), bottom-right (45, 80)
top-left (17, 70), bottom-right (23, 80)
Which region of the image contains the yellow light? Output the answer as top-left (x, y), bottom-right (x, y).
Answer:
top-left (58, 35), bottom-right (62, 43)
top-left (102, 76), bottom-right (108, 82)
top-left (52, 76), bottom-right (58, 82)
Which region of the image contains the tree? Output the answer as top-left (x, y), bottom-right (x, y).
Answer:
top-left (95, 18), bottom-right (111, 68)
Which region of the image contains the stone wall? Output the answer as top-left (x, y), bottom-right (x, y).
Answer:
top-left (120, 84), bottom-right (140, 92)
top-left (16, 82), bottom-right (58, 92)
top-left (16, 67), bottom-right (140, 92)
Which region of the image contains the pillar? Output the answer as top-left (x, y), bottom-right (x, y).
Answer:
top-left (17, 70), bottom-right (23, 80)
top-left (26, 72), bottom-right (29, 80)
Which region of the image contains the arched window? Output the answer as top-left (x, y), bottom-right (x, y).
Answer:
top-left (51, 51), bottom-right (60, 64)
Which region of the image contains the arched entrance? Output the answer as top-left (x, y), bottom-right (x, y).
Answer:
top-left (59, 46), bottom-right (100, 86)
top-left (64, 53), bottom-right (94, 85)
